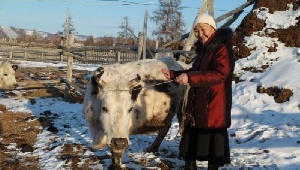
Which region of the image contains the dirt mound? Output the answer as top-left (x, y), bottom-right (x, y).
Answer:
top-left (234, 0), bottom-right (300, 59)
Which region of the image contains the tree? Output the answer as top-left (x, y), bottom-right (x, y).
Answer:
top-left (84, 35), bottom-right (94, 46)
top-left (60, 8), bottom-right (76, 46)
top-left (16, 29), bottom-right (44, 43)
top-left (118, 16), bottom-right (135, 46)
top-left (150, 0), bottom-right (186, 42)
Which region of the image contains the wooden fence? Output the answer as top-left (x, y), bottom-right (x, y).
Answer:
top-left (0, 45), bottom-right (139, 65)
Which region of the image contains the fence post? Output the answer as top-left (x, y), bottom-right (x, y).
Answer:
top-left (24, 47), bottom-right (27, 59)
top-left (137, 32), bottom-right (143, 60)
top-left (64, 55), bottom-right (73, 100)
top-left (154, 40), bottom-right (159, 58)
top-left (117, 52), bottom-right (121, 63)
top-left (64, 56), bottom-right (73, 100)
top-left (41, 48), bottom-right (44, 60)
top-left (60, 50), bottom-right (64, 62)
top-left (9, 46), bottom-right (13, 59)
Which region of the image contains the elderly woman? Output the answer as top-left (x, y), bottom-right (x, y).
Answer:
top-left (162, 13), bottom-right (235, 170)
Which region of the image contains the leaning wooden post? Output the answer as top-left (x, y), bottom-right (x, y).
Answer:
top-left (64, 55), bottom-right (73, 100)
top-left (208, 0), bottom-right (214, 17)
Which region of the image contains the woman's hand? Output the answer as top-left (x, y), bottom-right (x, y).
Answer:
top-left (162, 68), bottom-right (170, 79)
top-left (176, 73), bottom-right (188, 85)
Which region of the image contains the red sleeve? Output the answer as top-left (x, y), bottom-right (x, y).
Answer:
top-left (187, 45), bottom-right (232, 87)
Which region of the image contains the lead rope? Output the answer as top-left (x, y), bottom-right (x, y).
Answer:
top-left (173, 85), bottom-right (195, 143)
top-left (104, 79), bottom-right (176, 92)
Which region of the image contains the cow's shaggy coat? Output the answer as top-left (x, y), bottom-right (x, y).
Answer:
top-left (83, 57), bottom-right (185, 167)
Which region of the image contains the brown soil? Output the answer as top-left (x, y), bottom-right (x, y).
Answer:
top-left (0, 65), bottom-right (91, 170)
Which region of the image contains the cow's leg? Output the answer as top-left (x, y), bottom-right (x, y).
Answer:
top-left (146, 93), bottom-right (184, 153)
top-left (146, 120), bottom-right (172, 152)
top-left (146, 102), bottom-right (177, 152)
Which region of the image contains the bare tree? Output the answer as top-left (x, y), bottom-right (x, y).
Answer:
top-left (60, 8), bottom-right (76, 43)
top-left (150, 0), bottom-right (186, 42)
top-left (84, 35), bottom-right (94, 46)
top-left (118, 16), bottom-right (135, 46)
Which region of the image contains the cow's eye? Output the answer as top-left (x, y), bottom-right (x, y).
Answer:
top-left (102, 107), bottom-right (108, 112)
top-left (4, 74), bottom-right (8, 76)
top-left (128, 107), bottom-right (133, 113)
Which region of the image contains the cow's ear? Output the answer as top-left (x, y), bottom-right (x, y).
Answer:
top-left (93, 67), bottom-right (106, 88)
top-left (94, 67), bottom-right (104, 80)
top-left (128, 74), bottom-right (141, 89)
top-left (91, 76), bottom-right (100, 95)
top-left (131, 85), bottom-right (142, 101)
top-left (129, 74), bottom-right (142, 101)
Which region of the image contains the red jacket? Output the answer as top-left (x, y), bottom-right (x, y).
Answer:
top-left (170, 28), bottom-right (235, 129)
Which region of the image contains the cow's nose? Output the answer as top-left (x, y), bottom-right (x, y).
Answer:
top-left (110, 138), bottom-right (129, 150)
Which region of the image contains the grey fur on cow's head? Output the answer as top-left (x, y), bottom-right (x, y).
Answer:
top-left (90, 67), bottom-right (142, 101)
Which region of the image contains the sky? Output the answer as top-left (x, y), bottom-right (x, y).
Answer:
top-left (0, 0), bottom-right (252, 38)
top-left (0, 3), bottom-right (300, 169)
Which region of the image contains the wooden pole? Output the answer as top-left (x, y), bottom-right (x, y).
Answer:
top-left (117, 52), bottom-right (121, 63)
top-left (142, 9), bottom-right (148, 60)
top-left (41, 48), bottom-right (44, 60)
top-left (208, 0), bottom-right (214, 17)
top-left (137, 32), bottom-right (143, 60)
top-left (64, 55), bottom-right (73, 100)
top-left (60, 50), bottom-right (64, 62)
top-left (24, 47), bottom-right (27, 59)
top-left (9, 46), bottom-right (13, 59)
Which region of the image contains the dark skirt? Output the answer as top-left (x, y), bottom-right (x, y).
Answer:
top-left (179, 125), bottom-right (230, 165)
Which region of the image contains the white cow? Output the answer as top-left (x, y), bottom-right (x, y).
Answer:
top-left (83, 57), bottom-right (185, 168)
top-left (0, 61), bottom-right (18, 88)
